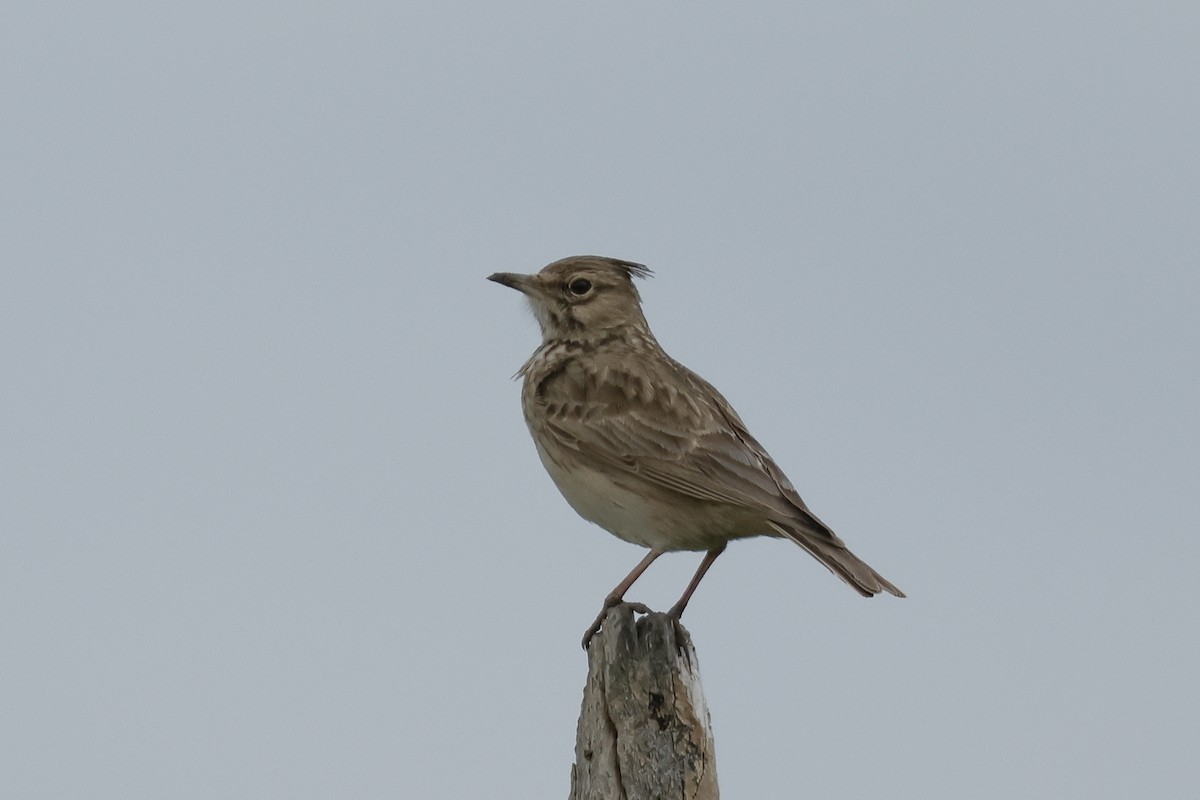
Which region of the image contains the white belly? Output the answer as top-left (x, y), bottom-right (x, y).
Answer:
top-left (532, 440), bottom-right (763, 551)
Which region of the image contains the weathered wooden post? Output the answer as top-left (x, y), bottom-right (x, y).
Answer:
top-left (569, 604), bottom-right (719, 800)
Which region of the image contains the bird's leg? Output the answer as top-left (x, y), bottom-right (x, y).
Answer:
top-left (666, 543), bottom-right (727, 619)
top-left (581, 548), bottom-right (663, 649)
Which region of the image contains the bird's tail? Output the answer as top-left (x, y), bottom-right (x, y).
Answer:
top-left (767, 520), bottom-right (905, 598)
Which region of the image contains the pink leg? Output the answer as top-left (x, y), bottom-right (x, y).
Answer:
top-left (582, 549), bottom-right (663, 649)
top-left (666, 544), bottom-right (727, 619)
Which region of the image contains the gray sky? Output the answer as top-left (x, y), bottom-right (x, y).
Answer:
top-left (3, 3), bottom-right (1198, 798)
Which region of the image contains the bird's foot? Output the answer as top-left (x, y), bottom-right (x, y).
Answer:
top-left (581, 600), bottom-right (653, 650)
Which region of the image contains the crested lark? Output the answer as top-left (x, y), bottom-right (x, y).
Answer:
top-left (489, 255), bottom-right (904, 648)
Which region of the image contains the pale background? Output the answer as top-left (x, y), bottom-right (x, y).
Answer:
top-left (3, 3), bottom-right (1198, 798)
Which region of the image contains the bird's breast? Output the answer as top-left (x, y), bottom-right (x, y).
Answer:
top-left (529, 437), bottom-right (764, 552)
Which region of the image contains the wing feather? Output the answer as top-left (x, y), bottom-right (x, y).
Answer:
top-left (533, 352), bottom-right (834, 538)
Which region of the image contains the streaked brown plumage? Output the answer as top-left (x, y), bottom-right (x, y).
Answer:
top-left (489, 255), bottom-right (903, 647)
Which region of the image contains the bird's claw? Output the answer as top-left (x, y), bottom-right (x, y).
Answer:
top-left (580, 600), bottom-right (655, 650)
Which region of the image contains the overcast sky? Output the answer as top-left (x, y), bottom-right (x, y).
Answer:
top-left (3, 3), bottom-right (1198, 799)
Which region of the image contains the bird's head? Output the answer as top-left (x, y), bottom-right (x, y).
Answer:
top-left (488, 255), bottom-right (653, 341)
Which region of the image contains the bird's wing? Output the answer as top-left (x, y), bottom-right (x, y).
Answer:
top-left (533, 354), bottom-right (844, 544)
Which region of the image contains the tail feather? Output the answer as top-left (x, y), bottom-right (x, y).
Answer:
top-left (767, 520), bottom-right (905, 598)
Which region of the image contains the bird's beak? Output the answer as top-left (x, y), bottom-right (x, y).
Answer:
top-left (487, 272), bottom-right (538, 295)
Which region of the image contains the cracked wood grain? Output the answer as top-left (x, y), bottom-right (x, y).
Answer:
top-left (569, 604), bottom-right (719, 800)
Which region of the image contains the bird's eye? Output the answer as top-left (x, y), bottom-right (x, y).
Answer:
top-left (568, 278), bottom-right (592, 296)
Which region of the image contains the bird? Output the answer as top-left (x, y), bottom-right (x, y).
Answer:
top-left (488, 255), bottom-right (903, 648)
